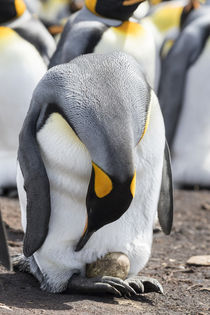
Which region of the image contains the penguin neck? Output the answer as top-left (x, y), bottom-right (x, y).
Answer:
top-left (84, 0), bottom-right (142, 22)
top-left (0, 0), bottom-right (26, 24)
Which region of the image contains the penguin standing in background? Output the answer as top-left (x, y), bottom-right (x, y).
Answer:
top-left (33, 0), bottom-right (71, 24)
top-left (15, 52), bottom-right (173, 296)
top-left (137, 0), bottom-right (187, 88)
top-left (0, 0), bottom-right (55, 195)
top-left (0, 210), bottom-right (11, 270)
top-left (49, 0), bottom-right (158, 89)
top-left (158, 5), bottom-right (210, 187)
top-left (140, 0), bottom-right (208, 89)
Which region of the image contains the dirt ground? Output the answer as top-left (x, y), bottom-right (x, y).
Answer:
top-left (0, 190), bottom-right (209, 314)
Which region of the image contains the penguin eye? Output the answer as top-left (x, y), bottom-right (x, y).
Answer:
top-left (92, 163), bottom-right (113, 198)
top-left (130, 171), bottom-right (136, 198)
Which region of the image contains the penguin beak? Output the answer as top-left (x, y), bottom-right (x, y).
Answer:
top-left (75, 225), bottom-right (94, 252)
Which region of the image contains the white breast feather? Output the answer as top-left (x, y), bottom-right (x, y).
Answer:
top-left (17, 92), bottom-right (165, 292)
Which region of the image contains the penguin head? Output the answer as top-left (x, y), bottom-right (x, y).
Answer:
top-left (85, 0), bottom-right (145, 21)
top-left (75, 163), bottom-right (136, 251)
top-left (0, 0), bottom-right (26, 23)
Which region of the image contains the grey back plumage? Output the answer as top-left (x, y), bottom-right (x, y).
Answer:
top-left (38, 52), bottom-right (151, 178)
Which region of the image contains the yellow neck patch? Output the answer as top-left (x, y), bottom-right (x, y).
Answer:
top-left (85, 0), bottom-right (97, 14)
top-left (115, 21), bottom-right (145, 36)
top-left (150, 6), bottom-right (183, 32)
top-left (130, 171), bottom-right (136, 197)
top-left (15, 0), bottom-right (26, 17)
top-left (161, 39), bottom-right (174, 58)
top-left (139, 104), bottom-right (151, 142)
top-left (93, 163), bottom-right (113, 198)
top-left (0, 27), bottom-right (16, 40)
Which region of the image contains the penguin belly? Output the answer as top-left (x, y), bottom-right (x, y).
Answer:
top-left (0, 27), bottom-right (46, 188)
top-left (94, 21), bottom-right (157, 89)
top-left (17, 92), bottom-right (165, 293)
top-left (172, 38), bottom-right (210, 186)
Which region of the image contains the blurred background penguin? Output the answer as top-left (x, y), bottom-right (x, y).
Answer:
top-left (49, 0), bottom-right (158, 90)
top-left (24, 0), bottom-right (84, 35)
top-left (0, 0), bottom-right (55, 197)
top-left (158, 0), bottom-right (210, 187)
top-left (0, 0), bottom-right (56, 269)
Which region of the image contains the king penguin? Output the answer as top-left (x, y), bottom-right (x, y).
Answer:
top-left (0, 0), bottom-right (55, 195)
top-left (49, 0), bottom-right (158, 89)
top-left (158, 4), bottom-right (210, 187)
top-left (136, 0), bottom-right (188, 88)
top-left (16, 51), bottom-right (173, 296)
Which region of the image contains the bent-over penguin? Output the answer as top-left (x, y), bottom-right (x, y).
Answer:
top-left (0, 0), bottom-right (55, 195)
top-left (16, 52), bottom-right (173, 296)
top-left (158, 6), bottom-right (210, 187)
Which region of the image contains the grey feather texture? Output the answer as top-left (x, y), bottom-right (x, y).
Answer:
top-left (39, 52), bottom-right (150, 178)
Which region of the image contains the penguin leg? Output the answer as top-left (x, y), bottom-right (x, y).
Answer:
top-left (12, 254), bottom-right (31, 273)
top-left (125, 276), bottom-right (163, 294)
top-left (68, 274), bottom-right (139, 297)
top-left (13, 254), bottom-right (44, 284)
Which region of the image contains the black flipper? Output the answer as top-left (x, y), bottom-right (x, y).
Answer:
top-left (158, 20), bottom-right (209, 147)
top-left (18, 103), bottom-right (51, 257)
top-left (0, 211), bottom-right (11, 270)
top-left (158, 141), bottom-right (173, 235)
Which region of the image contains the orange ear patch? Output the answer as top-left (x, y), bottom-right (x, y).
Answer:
top-left (85, 0), bottom-right (97, 14)
top-left (15, 0), bottom-right (26, 17)
top-left (92, 163), bottom-right (113, 198)
top-left (123, 0), bottom-right (144, 6)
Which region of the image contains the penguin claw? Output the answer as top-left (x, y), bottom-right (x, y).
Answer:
top-left (125, 277), bottom-right (144, 294)
top-left (138, 276), bottom-right (164, 294)
top-left (126, 276), bottom-right (163, 294)
top-left (101, 276), bottom-right (138, 297)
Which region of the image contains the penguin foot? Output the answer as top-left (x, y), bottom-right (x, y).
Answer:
top-left (68, 275), bottom-right (139, 297)
top-left (126, 276), bottom-right (164, 294)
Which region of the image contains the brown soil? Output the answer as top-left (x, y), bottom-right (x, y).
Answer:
top-left (0, 190), bottom-right (209, 314)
